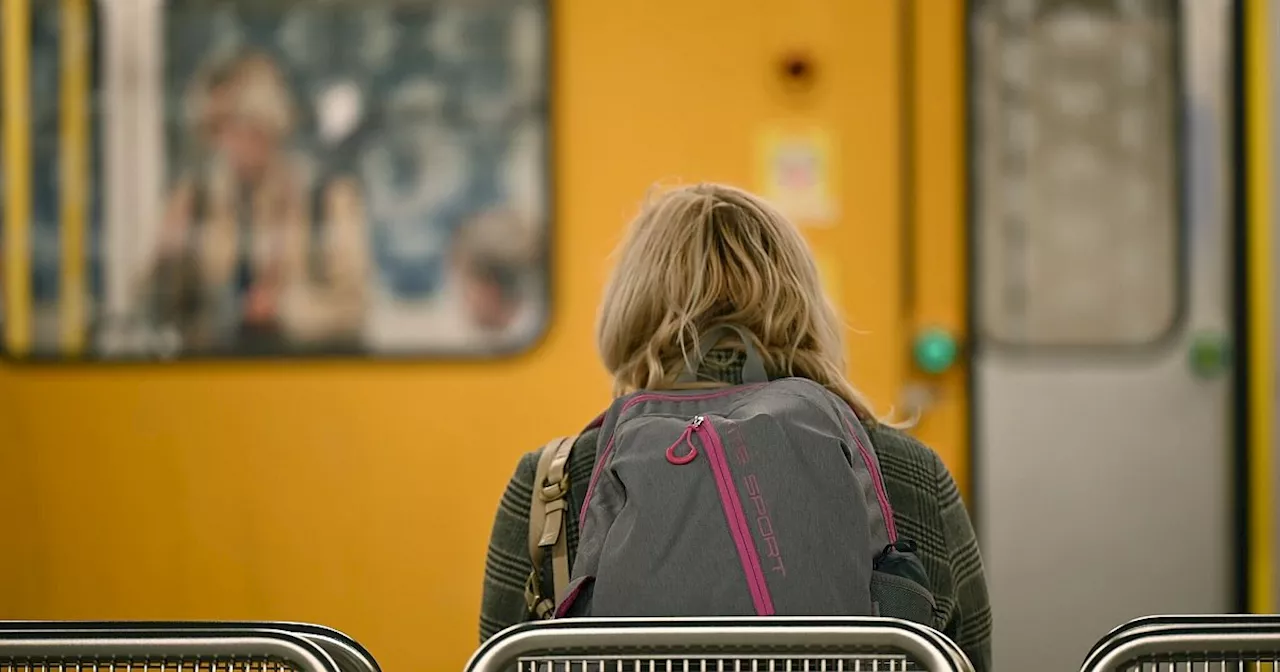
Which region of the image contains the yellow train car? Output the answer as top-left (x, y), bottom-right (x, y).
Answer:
top-left (0, 0), bottom-right (1276, 671)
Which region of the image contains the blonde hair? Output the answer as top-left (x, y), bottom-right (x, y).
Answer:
top-left (596, 183), bottom-right (879, 423)
top-left (186, 51), bottom-right (296, 139)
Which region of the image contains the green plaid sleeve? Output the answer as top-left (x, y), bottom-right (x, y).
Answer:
top-left (933, 448), bottom-right (992, 672)
top-left (479, 451), bottom-right (539, 643)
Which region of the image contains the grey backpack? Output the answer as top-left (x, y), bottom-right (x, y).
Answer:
top-left (525, 325), bottom-right (937, 626)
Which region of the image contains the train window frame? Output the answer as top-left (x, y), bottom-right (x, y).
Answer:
top-left (966, 0), bottom-right (1191, 356)
top-left (5, 0), bottom-right (556, 364)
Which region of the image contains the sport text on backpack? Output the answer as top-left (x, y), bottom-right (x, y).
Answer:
top-left (526, 324), bottom-right (937, 625)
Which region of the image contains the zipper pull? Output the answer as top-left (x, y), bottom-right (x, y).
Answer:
top-left (667, 421), bottom-right (700, 465)
top-left (691, 415), bottom-right (705, 429)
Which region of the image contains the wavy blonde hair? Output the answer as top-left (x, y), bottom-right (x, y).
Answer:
top-left (596, 183), bottom-right (879, 423)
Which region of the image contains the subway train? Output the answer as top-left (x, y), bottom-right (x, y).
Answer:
top-left (0, 0), bottom-right (1277, 671)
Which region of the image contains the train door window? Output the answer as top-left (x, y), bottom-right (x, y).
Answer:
top-left (97, 0), bottom-right (550, 359)
top-left (0, 0), bottom-right (102, 359)
top-left (970, 0), bottom-right (1181, 348)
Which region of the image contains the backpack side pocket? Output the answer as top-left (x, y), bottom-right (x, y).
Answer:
top-left (871, 540), bottom-right (938, 627)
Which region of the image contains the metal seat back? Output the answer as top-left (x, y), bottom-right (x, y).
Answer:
top-left (1082, 614), bottom-right (1280, 672)
top-left (0, 622), bottom-right (378, 672)
top-left (0, 624), bottom-right (341, 672)
top-left (466, 617), bottom-right (975, 672)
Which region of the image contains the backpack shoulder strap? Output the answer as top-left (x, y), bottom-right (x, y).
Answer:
top-left (525, 434), bottom-right (576, 619)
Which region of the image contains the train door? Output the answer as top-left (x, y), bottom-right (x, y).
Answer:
top-left (970, 2), bottom-right (1238, 671)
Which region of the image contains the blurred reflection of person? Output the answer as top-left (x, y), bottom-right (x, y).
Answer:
top-left (367, 207), bottom-right (542, 354)
top-left (449, 209), bottom-right (543, 345)
top-left (147, 50), bottom-right (369, 356)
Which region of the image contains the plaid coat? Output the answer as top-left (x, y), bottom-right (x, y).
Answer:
top-left (479, 352), bottom-right (992, 672)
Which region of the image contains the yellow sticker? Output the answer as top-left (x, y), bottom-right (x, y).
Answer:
top-left (756, 125), bottom-right (838, 227)
top-left (813, 250), bottom-right (842, 313)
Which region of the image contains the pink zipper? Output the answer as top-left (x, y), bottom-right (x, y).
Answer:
top-left (695, 416), bottom-right (776, 616)
top-left (841, 416), bottom-right (898, 542)
top-left (578, 385), bottom-right (767, 529)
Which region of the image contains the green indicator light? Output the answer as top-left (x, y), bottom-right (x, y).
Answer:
top-left (1189, 332), bottom-right (1231, 379)
top-left (913, 328), bottom-right (958, 375)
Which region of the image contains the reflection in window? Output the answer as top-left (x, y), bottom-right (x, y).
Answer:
top-left (104, 0), bottom-right (549, 359)
top-left (0, 0), bottom-right (104, 358)
top-left (971, 0), bottom-right (1179, 347)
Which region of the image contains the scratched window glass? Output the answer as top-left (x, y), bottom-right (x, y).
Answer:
top-left (0, 0), bottom-right (104, 360)
top-left (98, 0), bottom-right (549, 359)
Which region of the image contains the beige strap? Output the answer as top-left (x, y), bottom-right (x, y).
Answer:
top-left (525, 434), bottom-right (576, 618)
